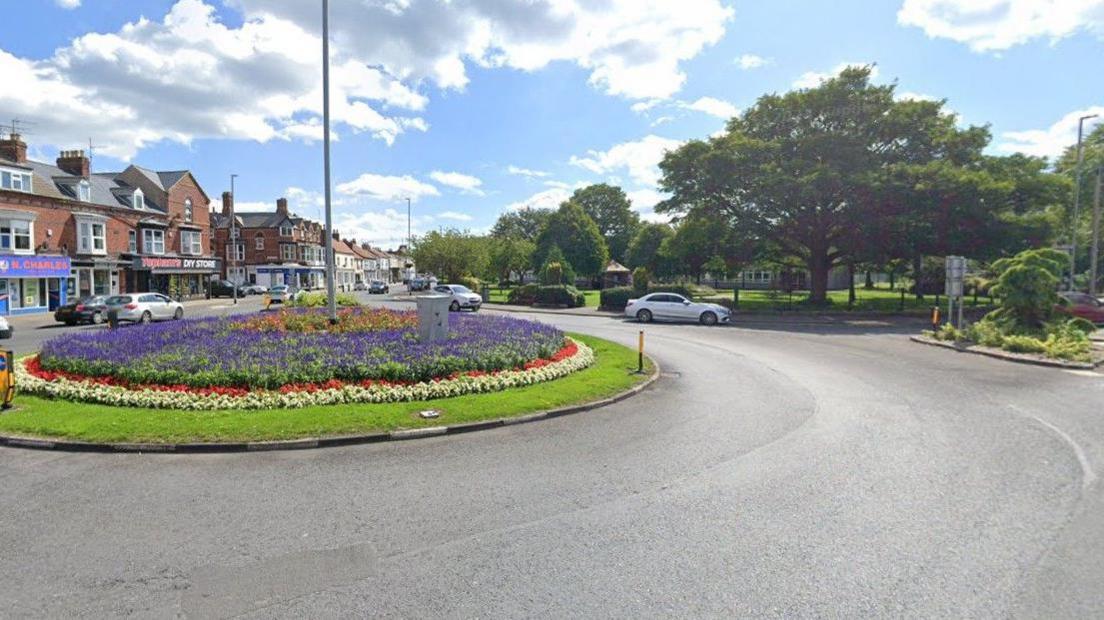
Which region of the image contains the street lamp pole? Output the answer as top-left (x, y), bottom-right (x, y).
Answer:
top-left (322, 0), bottom-right (337, 324)
top-left (230, 173), bottom-right (238, 305)
top-left (406, 196), bottom-right (412, 248)
top-left (1070, 113), bottom-right (1098, 290)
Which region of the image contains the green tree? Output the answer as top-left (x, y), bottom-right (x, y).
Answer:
top-left (988, 248), bottom-right (1067, 328)
top-left (626, 222), bottom-right (674, 274)
top-left (411, 229), bottom-right (489, 282)
top-left (488, 237), bottom-right (535, 284)
top-left (665, 213), bottom-right (731, 283)
top-left (567, 184), bottom-right (640, 262)
top-left (533, 201), bottom-right (609, 277)
top-left (491, 207), bottom-right (552, 241)
top-left (538, 246), bottom-right (576, 285)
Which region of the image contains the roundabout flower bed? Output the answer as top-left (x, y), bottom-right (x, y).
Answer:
top-left (20, 309), bottom-right (595, 410)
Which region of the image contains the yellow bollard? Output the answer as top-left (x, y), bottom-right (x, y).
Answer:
top-left (638, 330), bottom-right (644, 373)
top-left (931, 306), bottom-right (940, 329)
top-left (0, 350), bottom-right (14, 409)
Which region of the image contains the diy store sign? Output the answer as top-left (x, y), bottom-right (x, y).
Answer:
top-left (0, 255), bottom-right (71, 278)
top-left (132, 256), bottom-right (220, 273)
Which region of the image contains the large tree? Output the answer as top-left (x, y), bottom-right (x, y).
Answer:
top-left (567, 184), bottom-right (640, 262)
top-left (411, 230), bottom-right (489, 282)
top-left (490, 207), bottom-right (552, 242)
top-left (625, 222), bottom-right (674, 274)
top-left (488, 237), bottom-right (535, 284)
top-left (533, 201), bottom-right (609, 277)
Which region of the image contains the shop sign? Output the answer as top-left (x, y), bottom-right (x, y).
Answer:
top-left (132, 256), bottom-right (221, 273)
top-left (0, 255), bottom-right (71, 278)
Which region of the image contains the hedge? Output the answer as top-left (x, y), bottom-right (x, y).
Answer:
top-left (534, 285), bottom-right (586, 308)
top-left (600, 286), bottom-right (634, 310)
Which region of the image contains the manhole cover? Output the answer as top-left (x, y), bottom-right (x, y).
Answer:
top-left (418, 409), bottom-right (441, 419)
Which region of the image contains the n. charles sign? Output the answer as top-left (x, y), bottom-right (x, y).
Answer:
top-left (132, 256), bottom-right (220, 273)
top-left (0, 255), bottom-right (71, 278)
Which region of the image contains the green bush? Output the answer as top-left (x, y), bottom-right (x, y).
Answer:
top-left (632, 267), bottom-right (651, 294)
top-left (987, 248), bottom-right (1065, 329)
top-left (967, 320), bottom-right (1005, 348)
top-left (1042, 320), bottom-right (1093, 362)
top-left (1063, 317), bottom-right (1097, 335)
top-left (457, 275), bottom-right (482, 292)
top-left (600, 286), bottom-right (634, 310)
top-left (288, 291), bottom-right (360, 307)
top-left (534, 285), bottom-right (584, 307)
top-left (1000, 335), bottom-right (1047, 354)
top-left (506, 283), bottom-right (540, 305)
top-left (933, 323), bottom-right (966, 342)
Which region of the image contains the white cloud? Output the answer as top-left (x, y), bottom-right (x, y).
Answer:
top-left (336, 173), bottom-right (440, 202)
top-left (234, 0), bottom-right (734, 100)
top-left (0, 0), bottom-right (428, 159)
top-left (735, 54), bottom-right (770, 69)
top-left (429, 171), bottom-right (485, 196)
top-left (679, 96), bottom-right (739, 119)
top-left (570, 135), bottom-right (683, 187)
top-left (793, 62), bottom-right (879, 89)
top-left (896, 91), bottom-right (939, 102)
top-left (997, 106), bottom-right (1104, 158)
top-left (56, 0), bottom-right (81, 8)
top-left (336, 208), bottom-right (431, 249)
top-left (505, 187), bottom-right (573, 211)
top-left (626, 188), bottom-right (672, 222)
top-left (631, 99), bottom-right (664, 114)
top-left (898, 0), bottom-right (1104, 52)
top-left (437, 211), bottom-right (474, 222)
top-left (506, 165), bottom-right (550, 178)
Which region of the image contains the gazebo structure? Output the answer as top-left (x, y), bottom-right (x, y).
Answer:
top-left (603, 260), bottom-right (632, 289)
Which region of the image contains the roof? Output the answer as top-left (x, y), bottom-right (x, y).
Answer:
top-left (331, 237), bottom-right (357, 255)
top-left (604, 260), bottom-right (630, 273)
top-left (0, 155), bottom-right (165, 213)
top-left (237, 212), bottom-right (293, 228)
top-left (157, 170), bottom-right (187, 189)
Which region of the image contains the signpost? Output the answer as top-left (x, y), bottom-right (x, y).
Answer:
top-left (945, 256), bottom-right (967, 329)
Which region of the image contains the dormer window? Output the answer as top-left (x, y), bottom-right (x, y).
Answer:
top-left (77, 180), bottom-right (91, 202)
top-left (0, 169), bottom-right (32, 193)
top-left (132, 188), bottom-right (144, 210)
top-left (184, 198), bottom-right (193, 222)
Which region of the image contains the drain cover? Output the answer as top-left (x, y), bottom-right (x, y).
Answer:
top-left (418, 409), bottom-right (441, 419)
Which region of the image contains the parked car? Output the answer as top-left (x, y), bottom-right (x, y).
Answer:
top-left (1056, 292), bottom-right (1104, 324)
top-left (368, 280), bottom-right (390, 294)
top-left (54, 295), bottom-right (109, 325)
top-left (105, 293), bottom-right (184, 324)
top-left (209, 279), bottom-right (245, 298)
top-left (409, 277), bottom-right (429, 292)
top-left (626, 292), bottom-right (730, 325)
top-left (434, 284), bottom-right (482, 312)
top-left (353, 281), bottom-right (368, 291)
top-left (240, 284), bottom-right (268, 295)
top-left (0, 316), bottom-right (12, 339)
top-left (266, 284), bottom-right (293, 304)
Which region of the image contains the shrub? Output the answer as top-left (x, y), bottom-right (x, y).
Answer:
top-left (1043, 320), bottom-right (1093, 362)
top-left (967, 320), bottom-right (1005, 348)
top-left (933, 323), bottom-right (966, 342)
top-left (987, 248), bottom-right (1065, 329)
top-left (632, 267), bottom-right (651, 294)
top-left (288, 291), bottom-right (360, 307)
top-left (534, 285), bottom-right (585, 307)
top-left (1000, 335), bottom-right (1047, 354)
top-left (507, 283), bottom-right (540, 305)
top-left (600, 286), bottom-right (634, 310)
top-left (1063, 317), bottom-right (1097, 336)
top-left (458, 275), bottom-right (482, 292)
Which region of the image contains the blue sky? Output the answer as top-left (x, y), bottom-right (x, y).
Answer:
top-left (3, 0), bottom-right (1102, 247)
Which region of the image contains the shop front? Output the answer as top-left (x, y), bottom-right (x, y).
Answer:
top-left (251, 265), bottom-right (326, 290)
top-left (0, 255), bottom-right (71, 315)
top-left (69, 259), bottom-right (122, 299)
top-left (130, 256), bottom-right (221, 300)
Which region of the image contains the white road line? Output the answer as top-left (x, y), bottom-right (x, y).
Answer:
top-left (1063, 369), bottom-right (1102, 377)
top-left (1010, 405), bottom-right (1097, 491)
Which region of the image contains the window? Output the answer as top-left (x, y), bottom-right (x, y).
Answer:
top-left (128, 230), bottom-right (137, 253)
top-left (184, 198), bottom-right (193, 222)
top-left (142, 229), bottom-right (165, 254)
top-left (255, 234), bottom-right (265, 250)
top-left (279, 224), bottom-right (293, 237)
top-left (77, 180), bottom-right (91, 202)
top-left (226, 243), bottom-right (244, 261)
top-left (281, 244), bottom-right (296, 261)
top-left (0, 169), bottom-right (32, 193)
top-left (180, 230), bottom-right (202, 255)
top-left (132, 188), bottom-right (144, 210)
top-left (0, 219), bottom-right (33, 253)
top-left (77, 220), bottom-right (106, 254)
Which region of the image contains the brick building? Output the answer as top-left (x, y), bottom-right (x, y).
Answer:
top-left (211, 195), bottom-right (327, 289)
top-left (0, 133), bottom-right (219, 315)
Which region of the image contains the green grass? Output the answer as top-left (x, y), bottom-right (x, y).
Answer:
top-left (486, 287), bottom-right (601, 308)
top-left (0, 334), bottom-right (650, 444)
top-left (701, 286), bottom-right (995, 313)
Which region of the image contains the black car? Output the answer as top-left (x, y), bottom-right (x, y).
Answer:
top-left (409, 277), bottom-right (429, 292)
top-left (368, 280), bottom-right (390, 294)
top-left (54, 295), bottom-right (109, 325)
top-left (209, 280), bottom-right (244, 298)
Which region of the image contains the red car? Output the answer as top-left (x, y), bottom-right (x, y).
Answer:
top-left (1056, 292), bottom-right (1104, 324)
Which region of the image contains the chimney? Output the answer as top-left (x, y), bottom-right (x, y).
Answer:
top-left (332, 230), bottom-right (341, 241)
top-left (0, 133), bottom-right (27, 164)
top-left (276, 197), bottom-right (288, 215)
top-left (56, 149), bottom-right (90, 177)
top-left (221, 191), bottom-right (233, 216)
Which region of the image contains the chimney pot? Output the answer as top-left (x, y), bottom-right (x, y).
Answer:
top-left (56, 149), bottom-right (90, 177)
top-left (276, 197), bottom-right (289, 215)
top-left (0, 133), bottom-right (28, 164)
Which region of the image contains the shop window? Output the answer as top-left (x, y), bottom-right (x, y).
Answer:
top-left (77, 220), bottom-right (106, 254)
top-left (142, 229), bottom-right (165, 254)
top-left (180, 230), bottom-right (202, 255)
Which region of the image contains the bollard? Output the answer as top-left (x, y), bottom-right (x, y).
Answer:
top-left (931, 306), bottom-right (940, 329)
top-left (638, 330), bottom-right (644, 374)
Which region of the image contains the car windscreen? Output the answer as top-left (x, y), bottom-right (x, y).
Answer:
top-left (105, 296), bottom-right (132, 305)
top-left (453, 286), bottom-right (471, 293)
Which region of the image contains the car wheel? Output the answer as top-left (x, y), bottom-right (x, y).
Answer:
top-left (700, 311), bottom-right (718, 326)
top-left (450, 301), bottom-right (460, 312)
top-left (636, 309), bottom-right (653, 323)
top-left (91, 312), bottom-right (104, 325)
top-left (139, 311), bottom-right (152, 324)
top-left (173, 307), bottom-right (183, 320)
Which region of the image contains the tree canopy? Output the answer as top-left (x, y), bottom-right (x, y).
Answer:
top-left (533, 201), bottom-right (609, 277)
top-left (567, 184), bottom-right (640, 262)
top-left (491, 207), bottom-right (552, 242)
top-left (411, 229), bottom-right (489, 282)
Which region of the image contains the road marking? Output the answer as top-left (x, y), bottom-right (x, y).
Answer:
top-left (1063, 369), bottom-right (1102, 378)
top-left (1010, 405), bottom-right (1097, 491)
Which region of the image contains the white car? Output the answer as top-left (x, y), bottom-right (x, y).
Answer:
top-left (0, 315), bottom-right (12, 339)
top-left (105, 293), bottom-right (184, 324)
top-left (626, 292), bottom-right (730, 325)
top-left (434, 284), bottom-right (482, 311)
top-left (240, 284), bottom-right (268, 295)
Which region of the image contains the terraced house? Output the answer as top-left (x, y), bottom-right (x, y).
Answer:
top-left (0, 132), bottom-right (219, 315)
top-left (211, 195), bottom-right (327, 289)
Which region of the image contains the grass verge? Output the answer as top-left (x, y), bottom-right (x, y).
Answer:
top-left (0, 333), bottom-right (650, 444)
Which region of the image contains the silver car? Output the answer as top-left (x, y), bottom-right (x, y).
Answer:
top-left (434, 284), bottom-right (482, 311)
top-left (626, 292), bottom-right (730, 325)
top-left (105, 293), bottom-right (184, 324)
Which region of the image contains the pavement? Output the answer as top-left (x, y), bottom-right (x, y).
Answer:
top-left (2, 301), bottom-right (1104, 617)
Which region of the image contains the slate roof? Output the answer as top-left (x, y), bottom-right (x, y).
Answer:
top-left (0, 155), bottom-right (165, 213)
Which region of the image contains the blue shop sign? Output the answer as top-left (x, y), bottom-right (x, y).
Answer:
top-left (0, 255), bottom-right (72, 278)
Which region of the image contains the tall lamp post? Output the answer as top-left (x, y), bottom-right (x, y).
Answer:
top-left (322, 0), bottom-right (337, 324)
top-left (230, 173), bottom-right (238, 305)
top-left (1070, 113), bottom-right (1099, 290)
top-left (406, 196), bottom-right (412, 249)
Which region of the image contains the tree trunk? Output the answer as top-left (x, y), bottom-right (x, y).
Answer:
top-left (807, 251), bottom-right (830, 305)
top-left (864, 270), bottom-right (874, 289)
top-left (889, 270), bottom-right (896, 290)
top-left (912, 254), bottom-right (923, 300)
top-left (848, 263), bottom-right (856, 306)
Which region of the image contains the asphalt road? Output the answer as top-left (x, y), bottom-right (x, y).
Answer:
top-left (2, 308), bottom-right (1103, 617)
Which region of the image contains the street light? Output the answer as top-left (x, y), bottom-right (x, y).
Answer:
top-left (230, 173), bottom-right (238, 305)
top-left (322, 0), bottom-right (337, 324)
top-left (406, 196), bottom-right (412, 249)
top-left (1070, 113), bottom-right (1099, 290)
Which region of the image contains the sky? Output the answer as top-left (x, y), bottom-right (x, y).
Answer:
top-left (2, 0), bottom-right (1102, 248)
